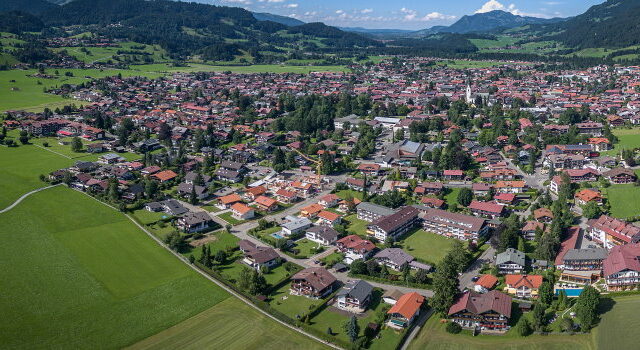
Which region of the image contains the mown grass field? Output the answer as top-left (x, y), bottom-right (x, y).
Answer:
top-left (604, 184), bottom-right (640, 219)
top-left (593, 296), bottom-right (640, 350)
top-left (128, 297), bottom-right (327, 350)
top-left (0, 143), bottom-right (73, 209)
top-left (0, 186), bottom-right (228, 349)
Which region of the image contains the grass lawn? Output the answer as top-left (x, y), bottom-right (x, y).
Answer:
top-left (604, 184), bottom-right (640, 219)
top-left (30, 136), bottom-right (140, 161)
top-left (218, 211), bottom-right (250, 225)
top-left (0, 186), bottom-right (229, 349)
top-left (408, 313), bottom-right (594, 350)
top-left (269, 283), bottom-right (321, 319)
top-left (127, 297), bottom-right (327, 350)
top-left (201, 204), bottom-right (222, 213)
top-left (399, 229), bottom-right (456, 265)
top-left (335, 189), bottom-right (364, 201)
top-left (0, 143), bottom-right (74, 209)
top-left (320, 251), bottom-right (345, 267)
top-left (289, 238), bottom-right (323, 259)
top-left (185, 231), bottom-right (241, 255)
top-left (131, 209), bottom-right (168, 225)
top-left (345, 214), bottom-right (370, 237)
top-left (444, 187), bottom-right (461, 207)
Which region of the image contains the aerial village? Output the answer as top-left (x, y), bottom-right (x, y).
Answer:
top-left (6, 56), bottom-right (640, 345)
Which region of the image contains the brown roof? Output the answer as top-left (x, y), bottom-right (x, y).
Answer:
top-left (292, 267), bottom-right (336, 291)
top-left (448, 290), bottom-right (512, 318)
top-left (387, 292), bottom-right (424, 319)
top-left (371, 206), bottom-right (419, 234)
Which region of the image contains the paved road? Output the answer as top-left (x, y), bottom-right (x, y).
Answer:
top-left (458, 245), bottom-right (496, 291)
top-left (0, 184), bottom-right (62, 214)
top-left (399, 308), bottom-right (434, 350)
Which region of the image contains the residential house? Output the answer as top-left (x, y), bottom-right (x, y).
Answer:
top-left (504, 274), bottom-right (543, 299)
top-left (254, 195), bottom-right (278, 212)
top-left (336, 235), bottom-right (375, 264)
top-left (177, 212), bottom-right (214, 233)
top-left (177, 183), bottom-right (208, 200)
top-left (575, 189), bottom-right (603, 206)
top-left (239, 240), bottom-right (280, 270)
top-left (145, 199), bottom-right (188, 216)
top-left (305, 226), bottom-right (339, 246)
top-left (442, 169), bottom-right (464, 181)
top-left (243, 185), bottom-right (267, 201)
top-left (231, 202), bottom-right (255, 220)
top-left (521, 221), bottom-right (544, 241)
top-left (356, 163), bottom-right (381, 176)
top-left (387, 292), bottom-right (425, 329)
top-left (373, 248), bottom-right (431, 271)
top-left (281, 216), bottom-right (313, 236)
top-left (472, 182), bottom-right (493, 197)
top-left (152, 170), bottom-right (178, 183)
top-left (382, 289), bottom-right (404, 305)
top-left (496, 248), bottom-right (526, 274)
top-left (290, 267), bottom-right (337, 298)
top-left (534, 208), bottom-right (554, 224)
top-left (316, 210), bottom-right (342, 226)
top-left (318, 194), bottom-right (340, 208)
top-left (217, 194), bottom-right (243, 209)
top-left (300, 203), bottom-right (325, 218)
top-left (336, 280), bottom-right (374, 313)
top-left (448, 291), bottom-right (512, 331)
top-left (275, 188), bottom-right (298, 204)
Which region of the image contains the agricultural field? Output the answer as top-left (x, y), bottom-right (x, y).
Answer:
top-left (0, 143), bottom-right (73, 209)
top-left (0, 186), bottom-right (229, 349)
top-left (604, 184), bottom-right (640, 219)
top-left (593, 296), bottom-right (640, 350)
top-left (52, 42), bottom-right (168, 64)
top-left (399, 229), bottom-right (456, 265)
top-left (128, 298), bottom-right (327, 350)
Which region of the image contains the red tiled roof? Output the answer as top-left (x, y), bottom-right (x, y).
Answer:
top-left (387, 292), bottom-right (424, 319)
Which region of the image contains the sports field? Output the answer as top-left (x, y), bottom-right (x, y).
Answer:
top-left (0, 186), bottom-right (325, 349)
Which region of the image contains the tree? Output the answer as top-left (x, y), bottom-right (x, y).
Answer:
top-left (446, 322), bottom-right (462, 334)
top-left (457, 188), bottom-right (473, 207)
top-left (431, 260), bottom-right (459, 315)
top-left (449, 240), bottom-right (469, 273)
top-left (19, 130), bottom-right (29, 144)
top-left (575, 285), bottom-right (600, 331)
top-left (214, 250), bottom-right (227, 264)
top-left (343, 315), bottom-right (360, 342)
top-left (189, 185), bottom-right (197, 205)
top-left (164, 231), bottom-right (185, 251)
top-left (350, 260), bottom-right (367, 275)
top-left (144, 179), bottom-right (158, 198)
top-left (237, 266), bottom-right (252, 292)
top-left (583, 201), bottom-right (602, 219)
top-left (71, 136), bottom-right (83, 153)
top-left (326, 327), bottom-right (333, 335)
top-left (225, 224), bottom-right (232, 234)
top-left (516, 317), bottom-right (532, 336)
top-left (532, 302), bottom-right (547, 331)
top-left (539, 281), bottom-right (553, 305)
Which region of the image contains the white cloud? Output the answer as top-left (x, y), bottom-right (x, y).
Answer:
top-left (361, 8), bottom-right (373, 14)
top-left (285, 3), bottom-right (298, 8)
top-left (336, 9), bottom-right (344, 14)
top-left (423, 12), bottom-right (456, 21)
top-left (475, 0), bottom-right (508, 13)
top-left (400, 7), bottom-right (455, 22)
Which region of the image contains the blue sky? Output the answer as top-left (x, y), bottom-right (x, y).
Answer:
top-left (197, 0), bottom-right (604, 30)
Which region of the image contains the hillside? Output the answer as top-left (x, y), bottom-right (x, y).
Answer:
top-left (539, 0), bottom-right (640, 49)
top-left (0, 0), bottom-right (56, 14)
top-left (413, 10), bottom-right (563, 36)
top-left (253, 12), bottom-right (304, 26)
top-left (36, 0), bottom-right (378, 60)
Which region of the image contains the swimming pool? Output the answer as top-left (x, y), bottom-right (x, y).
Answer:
top-left (271, 232), bottom-right (285, 240)
top-left (555, 288), bottom-right (583, 297)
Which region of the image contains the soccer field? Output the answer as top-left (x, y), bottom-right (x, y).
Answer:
top-left (0, 186), bottom-right (326, 349)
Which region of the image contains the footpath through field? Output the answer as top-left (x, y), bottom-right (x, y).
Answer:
top-left (0, 183), bottom-right (62, 214)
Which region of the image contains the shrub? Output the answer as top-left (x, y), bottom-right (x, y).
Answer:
top-left (446, 322), bottom-right (462, 334)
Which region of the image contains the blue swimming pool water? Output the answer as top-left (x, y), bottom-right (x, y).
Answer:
top-left (271, 232), bottom-right (285, 239)
top-left (556, 288), bottom-right (583, 297)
